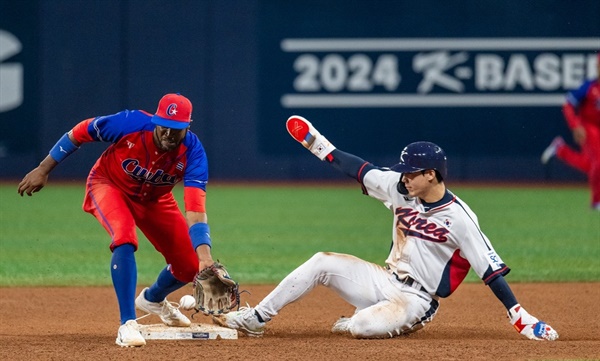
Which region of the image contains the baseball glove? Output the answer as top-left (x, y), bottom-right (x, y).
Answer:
top-left (193, 262), bottom-right (240, 316)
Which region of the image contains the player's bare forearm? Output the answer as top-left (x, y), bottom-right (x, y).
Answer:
top-left (196, 245), bottom-right (214, 269)
top-left (572, 126), bottom-right (586, 145)
top-left (17, 155), bottom-right (59, 196)
top-left (186, 211), bottom-right (207, 227)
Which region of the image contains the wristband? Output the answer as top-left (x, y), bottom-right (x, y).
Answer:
top-left (49, 133), bottom-right (79, 163)
top-left (189, 222), bottom-right (211, 249)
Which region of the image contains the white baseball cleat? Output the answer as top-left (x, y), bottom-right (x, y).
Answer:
top-left (212, 307), bottom-right (265, 337)
top-left (541, 136), bottom-right (564, 164)
top-left (115, 320), bottom-right (146, 347)
top-left (135, 287), bottom-right (191, 327)
top-left (331, 317), bottom-right (351, 334)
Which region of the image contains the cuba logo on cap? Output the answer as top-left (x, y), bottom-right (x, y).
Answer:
top-left (166, 103), bottom-right (178, 117)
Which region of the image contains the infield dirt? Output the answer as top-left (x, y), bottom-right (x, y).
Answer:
top-left (1, 283), bottom-right (598, 360)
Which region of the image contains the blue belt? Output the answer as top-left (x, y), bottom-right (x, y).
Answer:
top-left (393, 273), bottom-right (428, 294)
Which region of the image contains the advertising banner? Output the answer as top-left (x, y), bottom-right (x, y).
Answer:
top-left (0, 1), bottom-right (40, 157)
top-left (257, 2), bottom-right (599, 160)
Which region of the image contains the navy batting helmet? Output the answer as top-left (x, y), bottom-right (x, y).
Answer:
top-left (390, 141), bottom-right (448, 179)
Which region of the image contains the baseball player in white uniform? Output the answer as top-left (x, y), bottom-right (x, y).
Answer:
top-left (213, 115), bottom-right (558, 341)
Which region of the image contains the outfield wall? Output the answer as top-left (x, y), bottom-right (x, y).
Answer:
top-left (1, 0), bottom-right (598, 182)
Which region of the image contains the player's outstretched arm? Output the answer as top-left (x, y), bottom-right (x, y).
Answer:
top-left (17, 132), bottom-right (80, 197)
top-left (286, 115), bottom-right (375, 182)
top-left (286, 115), bottom-right (336, 160)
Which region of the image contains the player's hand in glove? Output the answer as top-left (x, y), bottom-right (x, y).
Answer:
top-left (193, 262), bottom-right (240, 316)
top-left (508, 304), bottom-right (558, 341)
top-left (286, 115), bottom-right (336, 160)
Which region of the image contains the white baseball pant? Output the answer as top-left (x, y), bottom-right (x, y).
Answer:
top-left (254, 252), bottom-right (439, 338)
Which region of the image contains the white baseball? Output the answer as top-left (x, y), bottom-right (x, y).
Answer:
top-left (179, 295), bottom-right (196, 310)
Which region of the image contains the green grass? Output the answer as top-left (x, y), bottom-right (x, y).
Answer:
top-left (0, 182), bottom-right (598, 286)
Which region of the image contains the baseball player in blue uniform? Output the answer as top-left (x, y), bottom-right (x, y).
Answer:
top-left (213, 115), bottom-right (558, 341)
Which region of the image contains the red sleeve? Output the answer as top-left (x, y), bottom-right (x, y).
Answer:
top-left (184, 186), bottom-right (206, 212)
top-left (70, 118), bottom-right (96, 143)
top-left (562, 103), bottom-right (582, 129)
